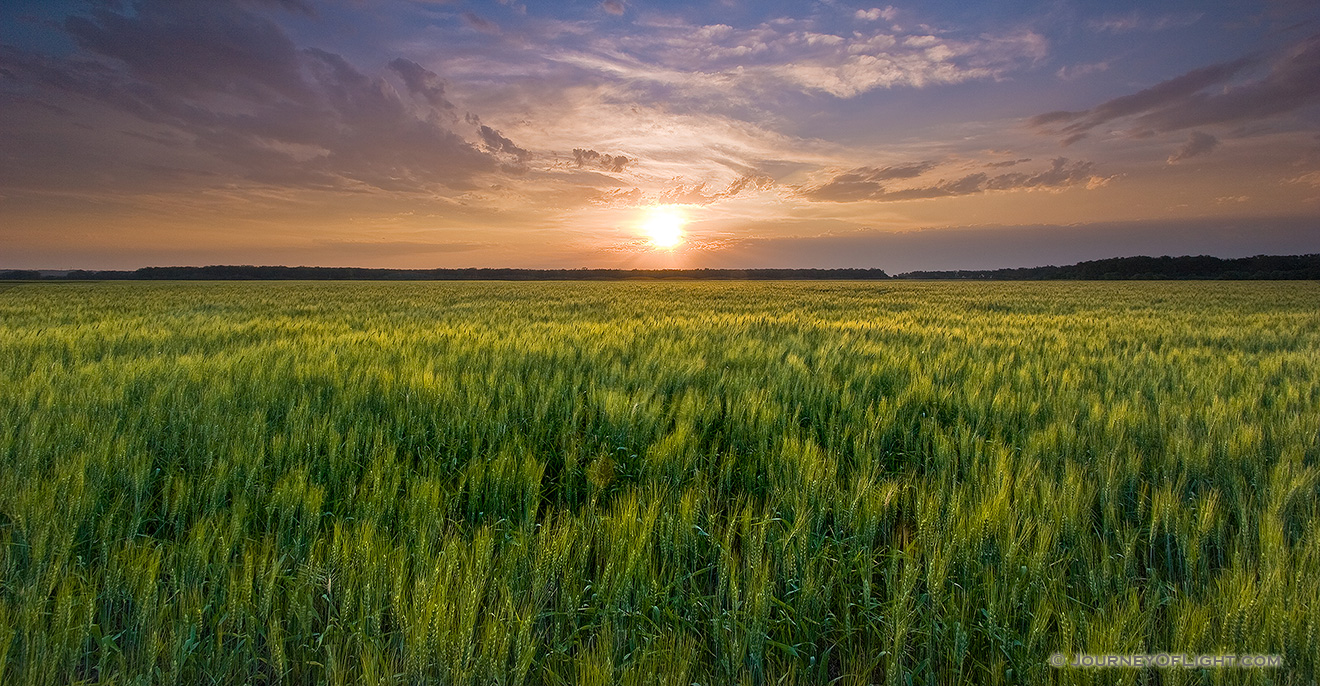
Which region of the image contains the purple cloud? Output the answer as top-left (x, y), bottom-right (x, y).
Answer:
top-left (1032, 33), bottom-right (1320, 143)
top-left (1167, 131), bottom-right (1220, 163)
top-left (5, 0), bottom-right (515, 193)
top-left (388, 58), bottom-right (453, 109)
top-left (800, 158), bottom-right (1103, 202)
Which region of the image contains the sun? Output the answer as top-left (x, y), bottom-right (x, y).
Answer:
top-left (640, 205), bottom-right (686, 249)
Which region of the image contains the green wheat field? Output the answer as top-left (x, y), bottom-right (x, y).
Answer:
top-left (1, 280), bottom-right (1317, 685)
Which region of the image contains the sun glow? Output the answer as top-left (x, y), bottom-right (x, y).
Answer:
top-left (640, 206), bottom-right (687, 249)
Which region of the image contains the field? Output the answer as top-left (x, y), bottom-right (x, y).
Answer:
top-left (0, 280), bottom-right (1317, 685)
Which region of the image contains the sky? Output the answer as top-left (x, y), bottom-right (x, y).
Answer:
top-left (2, 0), bottom-right (1319, 271)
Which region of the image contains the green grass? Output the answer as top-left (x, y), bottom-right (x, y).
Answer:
top-left (0, 280), bottom-right (1317, 685)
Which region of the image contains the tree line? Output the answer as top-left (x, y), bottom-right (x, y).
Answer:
top-left (2, 254), bottom-right (1318, 280)
top-left (0, 266), bottom-right (892, 280)
top-left (895, 254), bottom-right (1320, 280)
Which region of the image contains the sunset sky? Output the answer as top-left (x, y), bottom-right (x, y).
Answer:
top-left (3, 0), bottom-right (1319, 270)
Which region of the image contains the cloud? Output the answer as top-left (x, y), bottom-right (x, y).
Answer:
top-left (592, 174), bottom-right (773, 206)
top-left (1134, 34), bottom-right (1320, 131)
top-left (799, 158), bottom-right (1105, 202)
top-left (776, 27), bottom-right (1048, 97)
top-left (387, 58), bottom-right (453, 109)
top-left (591, 187), bottom-right (644, 205)
top-left (455, 72), bottom-right (831, 204)
top-left (794, 162), bottom-right (936, 201)
top-left (1088, 12), bottom-right (1202, 33)
top-left (478, 126), bottom-right (529, 160)
top-left (573, 148), bottom-right (632, 172)
top-left (4, 0), bottom-right (509, 193)
top-left (721, 173), bottom-right (776, 196)
top-left (62, 0), bottom-right (314, 101)
top-left (601, 0), bottom-right (625, 16)
top-left (1032, 33), bottom-right (1320, 143)
top-left (376, 9), bottom-right (1052, 201)
top-left (461, 12), bottom-right (499, 34)
top-left (1167, 131), bottom-right (1219, 163)
top-left (1030, 58), bottom-right (1252, 137)
top-left (1056, 61), bottom-right (1108, 81)
top-left (659, 174), bottom-right (774, 204)
top-left (982, 157), bottom-right (1103, 190)
top-left (985, 158), bottom-right (1032, 168)
top-left (855, 7), bottom-right (898, 22)
top-left (467, 114), bottom-right (529, 161)
top-left (560, 17), bottom-right (1048, 98)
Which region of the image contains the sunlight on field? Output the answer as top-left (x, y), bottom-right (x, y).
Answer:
top-left (0, 281), bottom-right (1317, 683)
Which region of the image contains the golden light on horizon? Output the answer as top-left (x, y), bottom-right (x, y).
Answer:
top-left (640, 205), bottom-right (687, 249)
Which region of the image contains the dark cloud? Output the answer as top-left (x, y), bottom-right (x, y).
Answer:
top-left (387, 58), bottom-right (452, 109)
top-left (477, 125), bottom-right (528, 160)
top-left (1032, 34), bottom-right (1320, 143)
top-left (1134, 34), bottom-right (1320, 131)
top-left (985, 158), bottom-right (1032, 168)
top-left (1029, 58), bottom-right (1252, 138)
top-left (800, 158), bottom-right (1101, 202)
top-left (2, 0), bottom-right (506, 193)
top-left (1167, 131), bottom-right (1219, 163)
top-left (461, 12), bottom-right (499, 34)
top-left (572, 148), bottom-right (631, 172)
top-left (466, 114), bottom-right (528, 161)
top-left (63, 0), bottom-right (314, 102)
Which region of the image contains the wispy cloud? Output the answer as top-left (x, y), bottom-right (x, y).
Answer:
top-left (560, 17), bottom-right (1048, 98)
top-left (1056, 61), bottom-right (1108, 81)
top-left (1088, 12), bottom-right (1203, 33)
top-left (461, 12), bottom-right (499, 35)
top-left (591, 174), bottom-right (775, 207)
top-left (1032, 33), bottom-right (1320, 144)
